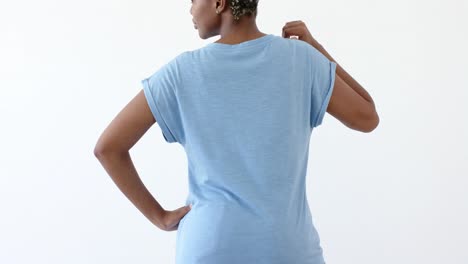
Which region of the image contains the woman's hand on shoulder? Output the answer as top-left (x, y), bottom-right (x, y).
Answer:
top-left (282, 20), bottom-right (321, 48)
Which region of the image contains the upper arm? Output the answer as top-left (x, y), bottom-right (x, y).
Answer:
top-left (94, 89), bottom-right (156, 154)
top-left (305, 43), bottom-right (377, 132)
top-left (327, 73), bottom-right (379, 132)
top-left (140, 55), bottom-right (185, 144)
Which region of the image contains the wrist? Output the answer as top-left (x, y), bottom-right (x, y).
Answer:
top-left (312, 41), bottom-right (324, 51)
top-left (150, 206), bottom-right (166, 228)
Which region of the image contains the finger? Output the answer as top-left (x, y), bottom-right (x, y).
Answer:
top-left (283, 24), bottom-right (306, 32)
top-left (284, 20), bottom-right (304, 25)
top-left (282, 24), bottom-right (305, 35)
top-left (283, 20), bottom-right (304, 27)
top-left (283, 31), bottom-right (300, 39)
top-left (177, 204), bottom-right (192, 217)
top-left (283, 25), bottom-right (306, 38)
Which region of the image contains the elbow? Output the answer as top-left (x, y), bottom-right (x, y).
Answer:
top-left (360, 111), bottom-right (380, 133)
top-left (94, 144), bottom-right (128, 158)
top-left (94, 145), bottom-right (106, 159)
top-left (348, 104), bottom-right (379, 133)
top-left (94, 144), bottom-right (113, 159)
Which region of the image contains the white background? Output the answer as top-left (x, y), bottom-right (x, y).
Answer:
top-left (1, 0), bottom-right (467, 263)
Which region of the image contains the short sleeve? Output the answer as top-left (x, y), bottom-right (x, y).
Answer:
top-left (308, 45), bottom-right (337, 128)
top-left (141, 55), bottom-right (184, 144)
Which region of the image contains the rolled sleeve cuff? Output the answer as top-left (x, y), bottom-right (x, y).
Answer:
top-left (141, 78), bottom-right (177, 143)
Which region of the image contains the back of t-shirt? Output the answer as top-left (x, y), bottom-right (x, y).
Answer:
top-left (142, 34), bottom-right (337, 264)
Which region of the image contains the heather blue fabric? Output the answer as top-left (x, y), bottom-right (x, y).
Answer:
top-left (141, 34), bottom-right (336, 264)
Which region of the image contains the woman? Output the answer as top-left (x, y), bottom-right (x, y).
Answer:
top-left (94, 0), bottom-right (379, 263)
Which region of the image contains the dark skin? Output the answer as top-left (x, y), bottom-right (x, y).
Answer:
top-left (282, 21), bottom-right (380, 131)
top-left (190, 0), bottom-right (267, 43)
top-left (193, 0), bottom-right (379, 132)
top-left (94, 0), bottom-right (379, 233)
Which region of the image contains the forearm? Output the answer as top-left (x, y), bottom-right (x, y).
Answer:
top-left (95, 151), bottom-right (165, 228)
top-left (313, 42), bottom-right (376, 109)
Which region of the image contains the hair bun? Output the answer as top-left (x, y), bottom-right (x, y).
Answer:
top-left (229, 0), bottom-right (259, 21)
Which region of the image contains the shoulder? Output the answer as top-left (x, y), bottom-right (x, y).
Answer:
top-left (165, 50), bottom-right (191, 66)
top-left (269, 36), bottom-right (313, 60)
top-left (155, 50), bottom-right (193, 79)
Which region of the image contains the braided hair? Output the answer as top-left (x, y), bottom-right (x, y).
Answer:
top-left (228, 0), bottom-right (259, 21)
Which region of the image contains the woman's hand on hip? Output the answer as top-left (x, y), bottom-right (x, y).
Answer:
top-left (157, 204), bottom-right (192, 231)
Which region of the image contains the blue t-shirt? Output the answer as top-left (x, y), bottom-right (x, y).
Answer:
top-left (142, 34), bottom-right (336, 264)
